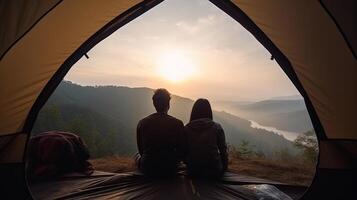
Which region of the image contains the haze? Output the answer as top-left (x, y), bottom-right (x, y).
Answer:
top-left (65, 0), bottom-right (300, 101)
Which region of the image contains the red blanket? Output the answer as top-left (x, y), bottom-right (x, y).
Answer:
top-left (28, 131), bottom-right (93, 179)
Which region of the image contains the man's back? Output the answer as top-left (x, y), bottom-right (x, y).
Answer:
top-left (137, 112), bottom-right (184, 176)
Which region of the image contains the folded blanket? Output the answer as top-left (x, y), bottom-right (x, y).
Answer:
top-left (27, 131), bottom-right (93, 180)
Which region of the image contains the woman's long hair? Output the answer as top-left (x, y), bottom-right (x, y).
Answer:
top-left (190, 98), bottom-right (213, 122)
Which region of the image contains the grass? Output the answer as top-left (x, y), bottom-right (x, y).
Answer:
top-left (90, 156), bottom-right (135, 173)
top-left (90, 154), bottom-right (315, 186)
top-left (228, 156), bottom-right (315, 186)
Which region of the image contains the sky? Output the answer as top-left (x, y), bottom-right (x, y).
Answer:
top-left (65, 0), bottom-right (300, 101)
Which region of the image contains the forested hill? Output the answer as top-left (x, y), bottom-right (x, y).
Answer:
top-left (32, 81), bottom-right (299, 158)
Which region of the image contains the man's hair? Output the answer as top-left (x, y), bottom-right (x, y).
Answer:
top-left (152, 88), bottom-right (171, 112)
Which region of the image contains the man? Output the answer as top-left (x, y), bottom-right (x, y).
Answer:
top-left (136, 89), bottom-right (185, 177)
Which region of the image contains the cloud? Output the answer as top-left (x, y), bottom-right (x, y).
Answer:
top-left (175, 14), bottom-right (217, 35)
top-left (176, 21), bottom-right (199, 34)
top-left (197, 15), bottom-right (216, 25)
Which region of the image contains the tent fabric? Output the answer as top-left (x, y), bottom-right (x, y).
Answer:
top-left (0, 0), bottom-right (355, 159)
top-left (0, 0), bottom-right (62, 58)
top-left (0, 0), bottom-right (142, 163)
top-left (0, 0), bottom-right (356, 198)
top-left (320, 0), bottom-right (356, 56)
top-left (0, 0), bottom-right (142, 137)
top-left (0, 133), bottom-right (27, 163)
top-left (230, 0), bottom-right (356, 139)
top-left (318, 140), bottom-right (357, 169)
top-left (29, 171), bottom-right (304, 200)
top-left (0, 0), bottom-right (354, 141)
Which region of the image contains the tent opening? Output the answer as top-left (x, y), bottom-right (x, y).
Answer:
top-left (26, 0), bottom-right (319, 199)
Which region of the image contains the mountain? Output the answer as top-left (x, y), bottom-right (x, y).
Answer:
top-left (268, 95), bottom-right (303, 101)
top-left (212, 100), bottom-right (252, 111)
top-left (238, 100), bottom-right (306, 114)
top-left (212, 99), bottom-right (313, 133)
top-left (32, 81), bottom-right (300, 158)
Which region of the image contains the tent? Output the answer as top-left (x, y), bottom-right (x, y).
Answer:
top-left (0, 0), bottom-right (355, 199)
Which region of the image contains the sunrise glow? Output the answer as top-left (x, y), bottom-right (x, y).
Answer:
top-left (157, 52), bottom-right (196, 82)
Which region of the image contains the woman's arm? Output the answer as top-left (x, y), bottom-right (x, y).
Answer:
top-left (136, 120), bottom-right (144, 155)
top-left (217, 124), bottom-right (228, 171)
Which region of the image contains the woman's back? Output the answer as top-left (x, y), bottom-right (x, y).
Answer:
top-left (184, 118), bottom-right (228, 178)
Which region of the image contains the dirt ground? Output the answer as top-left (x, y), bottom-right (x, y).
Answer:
top-left (90, 155), bottom-right (315, 186)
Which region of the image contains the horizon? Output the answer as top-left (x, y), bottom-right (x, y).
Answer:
top-left (65, 0), bottom-right (301, 102)
top-left (62, 80), bottom-right (303, 103)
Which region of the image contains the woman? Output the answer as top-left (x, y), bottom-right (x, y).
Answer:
top-left (184, 99), bottom-right (228, 178)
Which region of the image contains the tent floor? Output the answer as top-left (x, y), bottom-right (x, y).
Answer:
top-left (29, 171), bottom-right (307, 200)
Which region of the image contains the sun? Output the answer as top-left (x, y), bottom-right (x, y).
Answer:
top-left (157, 52), bottom-right (195, 82)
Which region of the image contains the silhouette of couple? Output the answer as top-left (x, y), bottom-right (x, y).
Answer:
top-left (136, 89), bottom-right (228, 178)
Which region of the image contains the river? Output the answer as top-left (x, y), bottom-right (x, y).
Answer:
top-left (249, 120), bottom-right (301, 141)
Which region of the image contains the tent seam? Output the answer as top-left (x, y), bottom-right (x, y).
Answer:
top-left (318, 0), bottom-right (356, 59)
top-left (0, 0), bottom-right (64, 61)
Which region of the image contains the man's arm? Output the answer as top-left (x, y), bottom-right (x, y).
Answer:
top-left (176, 121), bottom-right (186, 161)
top-left (137, 120), bottom-right (144, 155)
top-left (217, 124), bottom-right (228, 171)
